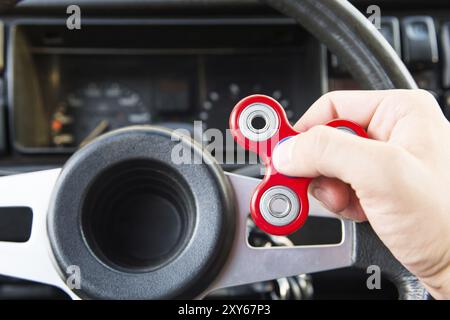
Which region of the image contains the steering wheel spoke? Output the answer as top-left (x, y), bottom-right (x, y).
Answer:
top-left (208, 172), bottom-right (354, 293)
top-left (0, 169), bottom-right (76, 298)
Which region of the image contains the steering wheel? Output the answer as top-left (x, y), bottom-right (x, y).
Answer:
top-left (0, 0), bottom-right (429, 299)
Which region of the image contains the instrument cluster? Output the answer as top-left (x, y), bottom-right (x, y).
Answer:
top-left (11, 24), bottom-right (323, 155)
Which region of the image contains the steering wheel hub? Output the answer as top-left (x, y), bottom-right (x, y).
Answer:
top-left (47, 126), bottom-right (235, 299)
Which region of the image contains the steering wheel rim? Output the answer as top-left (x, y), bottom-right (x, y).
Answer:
top-left (265, 0), bottom-right (417, 90)
top-left (0, 0), bottom-right (428, 299)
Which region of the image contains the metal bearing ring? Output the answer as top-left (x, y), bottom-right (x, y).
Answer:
top-left (260, 186), bottom-right (300, 226)
top-left (336, 126), bottom-right (357, 135)
top-left (238, 103), bottom-right (279, 142)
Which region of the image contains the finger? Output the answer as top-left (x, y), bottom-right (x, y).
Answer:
top-left (294, 90), bottom-right (392, 132)
top-left (309, 177), bottom-right (367, 221)
top-left (272, 125), bottom-right (406, 191)
top-left (294, 90), bottom-right (437, 141)
top-left (338, 189), bottom-right (368, 222)
top-left (309, 177), bottom-right (350, 213)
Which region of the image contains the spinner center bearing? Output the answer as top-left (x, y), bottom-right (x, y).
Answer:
top-left (47, 126), bottom-right (235, 299)
top-left (260, 186), bottom-right (300, 227)
top-left (238, 103), bottom-right (279, 142)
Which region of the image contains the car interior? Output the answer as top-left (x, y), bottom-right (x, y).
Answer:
top-left (0, 0), bottom-right (447, 300)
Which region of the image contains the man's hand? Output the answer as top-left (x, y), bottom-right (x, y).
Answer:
top-left (272, 90), bottom-right (450, 299)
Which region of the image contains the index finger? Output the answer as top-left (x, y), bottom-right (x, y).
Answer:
top-left (294, 90), bottom-right (396, 132)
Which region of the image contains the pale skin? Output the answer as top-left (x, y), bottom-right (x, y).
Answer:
top-left (272, 90), bottom-right (450, 299)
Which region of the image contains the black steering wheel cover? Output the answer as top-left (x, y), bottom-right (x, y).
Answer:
top-left (47, 127), bottom-right (236, 299)
top-left (263, 0), bottom-right (427, 299)
top-left (264, 0), bottom-right (417, 90)
top-left (354, 223), bottom-right (430, 300)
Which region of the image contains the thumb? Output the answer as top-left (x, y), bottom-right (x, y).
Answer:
top-left (272, 125), bottom-right (402, 192)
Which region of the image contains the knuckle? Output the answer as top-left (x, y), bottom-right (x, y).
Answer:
top-left (307, 125), bottom-right (333, 167)
top-left (308, 125), bottom-right (331, 148)
top-left (410, 89), bottom-right (442, 116)
top-left (413, 89), bottom-right (435, 101)
top-left (317, 90), bottom-right (342, 106)
top-left (320, 90), bottom-right (342, 102)
top-left (384, 89), bottom-right (440, 116)
top-left (393, 89), bottom-right (432, 101)
top-left (408, 89), bottom-right (438, 106)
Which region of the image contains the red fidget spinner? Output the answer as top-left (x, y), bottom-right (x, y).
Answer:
top-left (229, 94), bottom-right (368, 236)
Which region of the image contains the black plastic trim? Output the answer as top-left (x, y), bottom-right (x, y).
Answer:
top-left (47, 126), bottom-right (235, 299)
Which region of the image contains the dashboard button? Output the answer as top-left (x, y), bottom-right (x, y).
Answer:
top-left (402, 16), bottom-right (439, 65)
top-left (441, 23), bottom-right (450, 88)
top-left (380, 17), bottom-right (401, 56)
top-left (0, 79), bottom-right (5, 155)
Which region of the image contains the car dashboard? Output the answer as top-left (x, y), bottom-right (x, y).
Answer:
top-left (0, 0), bottom-right (449, 300)
top-left (9, 22), bottom-right (321, 156)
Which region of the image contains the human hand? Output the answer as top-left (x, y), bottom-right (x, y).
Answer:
top-left (272, 90), bottom-right (450, 299)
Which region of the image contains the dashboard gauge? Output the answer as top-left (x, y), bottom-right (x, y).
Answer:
top-left (198, 81), bottom-right (295, 162)
top-left (51, 82), bottom-right (151, 147)
top-left (199, 82), bottom-right (294, 132)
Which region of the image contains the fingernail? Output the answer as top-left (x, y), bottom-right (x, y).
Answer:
top-left (272, 138), bottom-right (294, 172)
